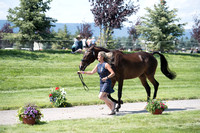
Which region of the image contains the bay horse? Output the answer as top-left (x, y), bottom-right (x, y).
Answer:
top-left (79, 45), bottom-right (176, 111)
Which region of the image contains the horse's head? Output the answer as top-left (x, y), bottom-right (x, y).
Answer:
top-left (79, 45), bottom-right (97, 71)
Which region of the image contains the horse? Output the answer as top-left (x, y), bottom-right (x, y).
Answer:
top-left (79, 45), bottom-right (176, 112)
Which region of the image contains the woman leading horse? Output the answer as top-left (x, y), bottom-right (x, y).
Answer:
top-left (79, 45), bottom-right (176, 112)
top-left (78, 51), bottom-right (116, 115)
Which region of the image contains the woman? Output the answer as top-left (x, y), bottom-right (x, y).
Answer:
top-left (71, 35), bottom-right (83, 53)
top-left (77, 51), bottom-right (116, 115)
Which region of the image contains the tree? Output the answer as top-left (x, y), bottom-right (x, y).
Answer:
top-left (127, 18), bottom-right (141, 49)
top-left (0, 22), bottom-right (13, 34)
top-left (136, 0), bottom-right (186, 52)
top-left (191, 14), bottom-right (200, 46)
top-left (89, 0), bottom-right (138, 47)
top-left (7, 0), bottom-right (57, 50)
top-left (52, 24), bottom-right (72, 49)
top-left (0, 22), bottom-right (14, 49)
top-left (77, 22), bottom-right (93, 39)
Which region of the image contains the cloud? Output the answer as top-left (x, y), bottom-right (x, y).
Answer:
top-left (0, 0), bottom-right (20, 20)
top-left (0, 1), bottom-right (9, 19)
top-left (46, 0), bottom-right (93, 23)
top-left (126, 0), bottom-right (200, 29)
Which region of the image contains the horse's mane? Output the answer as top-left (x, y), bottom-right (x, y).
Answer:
top-left (94, 46), bottom-right (111, 52)
top-left (94, 46), bottom-right (125, 54)
top-left (94, 46), bottom-right (125, 65)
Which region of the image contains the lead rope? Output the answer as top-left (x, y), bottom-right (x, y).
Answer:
top-left (78, 73), bottom-right (89, 91)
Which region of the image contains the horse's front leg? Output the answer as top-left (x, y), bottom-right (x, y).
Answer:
top-left (116, 79), bottom-right (124, 112)
top-left (108, 79), bottom-right (119, 103)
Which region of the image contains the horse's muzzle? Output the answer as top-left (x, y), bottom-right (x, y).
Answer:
top-left (79, 65), bottom-right (85, 71)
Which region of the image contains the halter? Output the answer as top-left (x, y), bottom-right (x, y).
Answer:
top-left (78, 50), bottom-right (96, 91)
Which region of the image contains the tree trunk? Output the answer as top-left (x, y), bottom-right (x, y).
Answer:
top-left (30, 41), bottom-right (34, 51)
top-left (99, 26), bottom-right (102, 47)
top-left (132, 38), bottom-right (136, 50)
top-left (103, 27), bottom-right (107, 47)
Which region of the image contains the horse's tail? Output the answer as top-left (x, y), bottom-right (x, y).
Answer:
top-left (153, 52), bottom-right (176, 80)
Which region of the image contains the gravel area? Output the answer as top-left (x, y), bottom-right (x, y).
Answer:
top-left (0, 99), bottom-right (200, 125)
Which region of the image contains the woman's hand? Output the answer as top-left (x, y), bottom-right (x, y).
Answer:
top-left (77, 71), bottom-right (83, 74)
top-left (102, 77), bottom-right (108, 82)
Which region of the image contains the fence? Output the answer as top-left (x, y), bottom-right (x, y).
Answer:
top-left (0, 39), bottom-right (74, 50)
top-left (0, 39), bottom-right (199, 53)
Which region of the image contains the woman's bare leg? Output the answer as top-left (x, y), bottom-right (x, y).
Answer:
top-left (99, 92), bottom-right (115, 111)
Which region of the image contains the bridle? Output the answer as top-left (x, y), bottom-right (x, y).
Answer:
top-left (78, 50), bottom-right (96, 91)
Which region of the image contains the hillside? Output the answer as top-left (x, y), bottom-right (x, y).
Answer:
top-left (0, 20), bottom-right (191, 38)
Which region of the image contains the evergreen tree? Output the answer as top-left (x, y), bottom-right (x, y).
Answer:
top-left (7, 0), bottom-right (57, 50)
top-left (136, 0), bottom-right (186, 52)
top-left (52, 25), bottom-right (72, 49)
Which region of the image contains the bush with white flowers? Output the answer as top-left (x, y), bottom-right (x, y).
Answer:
top-left (49, 87), bottom-right (68, 107)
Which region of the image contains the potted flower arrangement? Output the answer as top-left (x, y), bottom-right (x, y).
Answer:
top-left (18, 103), bottom-right (43, 125)
top-left (145, 98), bottom-right (168, 114)
top-left (49, 87), bottom-right (69, 107)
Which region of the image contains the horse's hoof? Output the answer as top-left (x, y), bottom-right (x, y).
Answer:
top-left (116, 108), bottom-right (119, 112)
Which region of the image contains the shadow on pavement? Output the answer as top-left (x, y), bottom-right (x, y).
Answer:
top-left (115, 107), bottom-right (194, 116)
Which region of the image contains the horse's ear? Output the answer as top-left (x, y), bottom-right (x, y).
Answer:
top-left (90, 45), bottom-right (95, 50)
top-left (90, 45), bottom-right (96, 56)
top-left (85, 43), bottom-right (89, 48)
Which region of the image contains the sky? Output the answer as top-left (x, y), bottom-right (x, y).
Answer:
top-left (0, 0), bottom-right (199, 29)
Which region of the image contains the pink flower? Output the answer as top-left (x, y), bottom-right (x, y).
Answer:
top-left (49, 94), bottom-right (52, 97)
top-left (55, 87), bottom-right (59, 90)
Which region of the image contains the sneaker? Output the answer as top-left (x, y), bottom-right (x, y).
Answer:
top-left (109, 110), bottom-right (116, 115)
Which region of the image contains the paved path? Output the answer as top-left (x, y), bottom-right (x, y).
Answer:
top-left (0, 99), bottom-right (200, 125)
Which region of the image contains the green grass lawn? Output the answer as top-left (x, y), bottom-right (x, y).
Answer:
top-left (0, 50), bottom-right (200, 110)
top-left (0, 110), bottom-right (199, 133)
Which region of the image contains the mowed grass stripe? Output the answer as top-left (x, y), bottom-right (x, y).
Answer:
top-left (0, 50), bottom-right (200, 109)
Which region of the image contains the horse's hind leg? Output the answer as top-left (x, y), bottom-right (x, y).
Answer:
top-left (139, 74), bottom-right (151, 100)
top-left (147, 75), bottom-right (159, 99)
top-left (115, 79), bottom-right (124, 112)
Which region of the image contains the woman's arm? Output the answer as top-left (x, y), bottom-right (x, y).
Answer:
top-left (77, 65), bottom-right (97, 75)
top-left (102, 63), bottom-right (115, 81)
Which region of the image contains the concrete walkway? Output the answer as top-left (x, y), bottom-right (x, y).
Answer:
top-left (0, 99), bottom-right (200, 125)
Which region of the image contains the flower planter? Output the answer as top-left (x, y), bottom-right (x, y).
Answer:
top-left (152, 109), bottom-right (163, 115)
top-left (18, 104), bottom-right (42, 125)
top-left (23, 116), bottom-right (36, 125)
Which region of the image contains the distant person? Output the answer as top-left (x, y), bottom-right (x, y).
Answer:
top-left (190, 48), bottom-right (194, 53)
top-left (91, 37), bottom-right (96, 45)
top-left (86, 38), bottom-right (92, 47)
top-left (71, 35), bottom-right (83, 53)
top-left (82, 37), bottom-right (89, 50)
top-left (194, 47), bottom-right (199, 53)
top-left (86, 37), bottom-right (96, 47)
